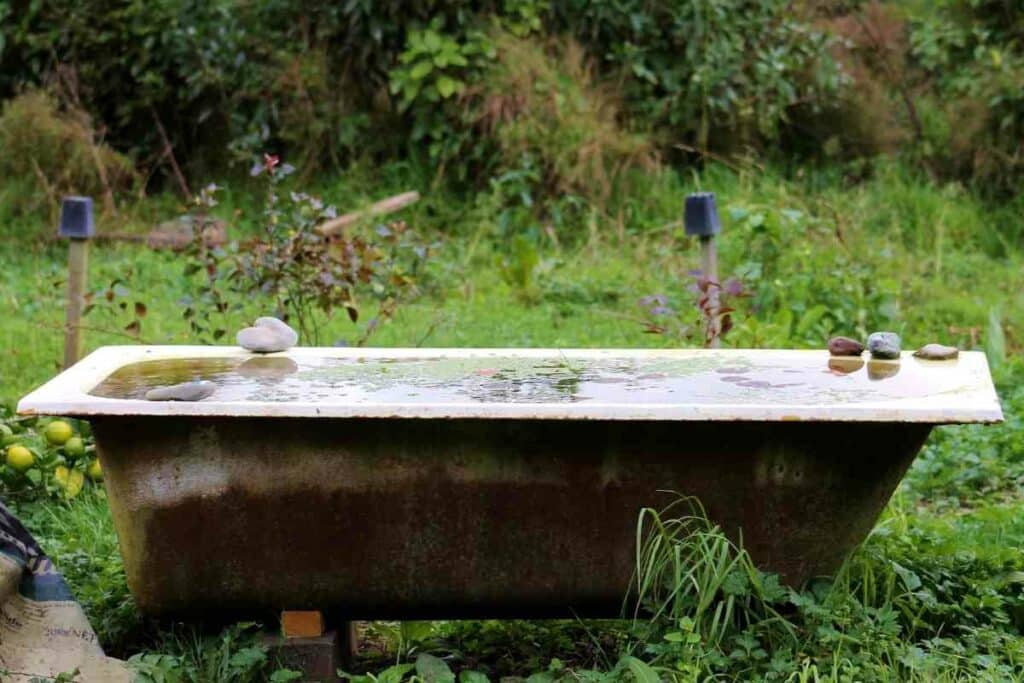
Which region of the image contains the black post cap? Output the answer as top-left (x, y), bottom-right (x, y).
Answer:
top-left (684, 192), bottom-right (721, 237)
top-left (58, 196), bottom-right (95, 239)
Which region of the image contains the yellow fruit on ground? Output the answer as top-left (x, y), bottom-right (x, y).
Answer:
top-left (86, 459), bottom-right (103, 482)
top-left (64, 436), bottom-right (86, 458)
top-left (44, 420), bottom-right (73, 446)
top-left (53, 466), bottom-right (85, 497)
top-left (6, 445), bottom-right (34, 473)
top-left (65, 469), bottom-right (85, 497)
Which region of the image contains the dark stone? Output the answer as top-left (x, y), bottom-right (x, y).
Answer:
top-left (828, 336), bottom-right (865, 357)
top-left (913, 343), bottom-right (959, 361)
top-left (867, 332), bottom-right (901, 360)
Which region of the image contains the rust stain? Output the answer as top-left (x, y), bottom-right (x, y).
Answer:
top-left (93, 416), bottom-right (930, 618)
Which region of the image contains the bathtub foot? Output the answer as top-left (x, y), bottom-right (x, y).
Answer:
top-left (266, 611), bottom-right (357, 681)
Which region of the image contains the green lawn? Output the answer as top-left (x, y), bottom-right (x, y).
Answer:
top-left (2, 161), bottom-right (1023, 681)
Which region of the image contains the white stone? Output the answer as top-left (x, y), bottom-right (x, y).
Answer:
top-left (237, 317), bottom-right (298, 353)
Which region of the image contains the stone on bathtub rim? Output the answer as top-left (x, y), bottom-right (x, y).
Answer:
top-left (866, 332), bottom-right (901, 360)
top-left (144, 380), bottom-right (216, 402)
top-left (913, 343), bottom-right (960, 361)
top-left (828, 336), bottom-right (865, 357)
top-left (237, 317), bottom-right (299, 353)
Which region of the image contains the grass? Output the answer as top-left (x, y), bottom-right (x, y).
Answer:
top-left (1, 158), bottom-right (1023, 681)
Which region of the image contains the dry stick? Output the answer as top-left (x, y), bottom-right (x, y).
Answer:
top-left (87, 128), bottom-right (117, 215)
top-left (30, 159), bottom-right (57, 210)
top-left (150, 107), bottom-right (192, 200)
top-left (316, 191), bottom-right (421, 236)
top-left (673, 144), bottom-right (764, 173)
top-left (41, 320), bottom-right (151, 344)
top-left (852, 11), bottom-right (923, 141)
top-left (701, 235), bottom-right (721, 349)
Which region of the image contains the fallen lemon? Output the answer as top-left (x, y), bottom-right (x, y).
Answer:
top-left (44, 420), bottom-right (73, 446)
top-left (86, 459), bottom-right (103, 482)
top-left (6, 445), bottom-right (34, 473)
top-left (54, 466), bottom-right (85, 497)
top-left (64, 436), bottom-right (86, 458)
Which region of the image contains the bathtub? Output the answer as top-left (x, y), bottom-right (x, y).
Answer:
top-left (18, 346), bottom-right (1002, 617)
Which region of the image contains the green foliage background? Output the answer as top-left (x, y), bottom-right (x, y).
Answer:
top-left (2, 0), bottom-right (1021, 195)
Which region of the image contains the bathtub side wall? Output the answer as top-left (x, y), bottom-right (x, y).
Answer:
top-left (92, 417), bottom-right (929, 618)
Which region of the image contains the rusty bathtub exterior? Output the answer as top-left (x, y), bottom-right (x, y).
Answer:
top-left (18, 347), bottom-right (1003, 618)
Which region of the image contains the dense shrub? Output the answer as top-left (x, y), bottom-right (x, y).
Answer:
top-left (0, 89), bottom-right (135, 217)
top-left (550, 0), bottom-right (846, 152)
top-left (906, 0), bottom-right (1024, 195)
top-left (476, 32), bottom-right (657, 205)
top-left (0, 0), bottom-right (843, 188)
top-left (3, 0), bottom-right (1024, 204)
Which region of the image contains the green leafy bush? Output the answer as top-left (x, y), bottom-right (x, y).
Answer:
top-left (550, 0), bottom-right (845, 152)
top-left (907, 0), bottom-right (1024, 195)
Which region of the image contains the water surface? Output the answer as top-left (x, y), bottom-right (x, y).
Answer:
top-left (89, 352), bottom-right (974, 406)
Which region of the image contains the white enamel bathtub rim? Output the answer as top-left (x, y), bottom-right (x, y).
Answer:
top-left (17, 346), bottom-right (1004, 423)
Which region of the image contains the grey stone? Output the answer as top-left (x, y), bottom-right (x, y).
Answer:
top-left (828, 336), bottom-right (865, 356)
top-left (914, 343), bottom-right (959, 360)
top-left (866, 332), bottom-right (901, 360)
top-left (145, 380), bottom-right (216, 402)
top-left (237, 317), bottom-right (298, 353)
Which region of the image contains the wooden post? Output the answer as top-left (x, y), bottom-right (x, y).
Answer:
top-left (59, 197), bottom-right (95, 369)
top-left (64, 239), bottom-right (89, 368)
top-left (684, 192), bottom-right (723, 348)
top-left (700, 234), bottom-right (721, 348)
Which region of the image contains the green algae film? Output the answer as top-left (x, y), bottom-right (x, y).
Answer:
top-left (88, 352), bottom-right (976, 407)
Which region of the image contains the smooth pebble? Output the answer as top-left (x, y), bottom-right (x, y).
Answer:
top-left (237, 317), bottom-right (298, 353)
top-left (828, 336), bottom-right (865, 357)
top-left (913, 343), bottom-right (959, 360)
top-left (866, 331), bottom-right (901, 360)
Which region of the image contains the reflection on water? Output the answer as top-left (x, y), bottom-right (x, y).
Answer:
top-left (89, 352), bottom-right (972, 406)
top-left (828, 358), bottom-right (865, 375)
top-left (867, 360), bottom-right (901, 381)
